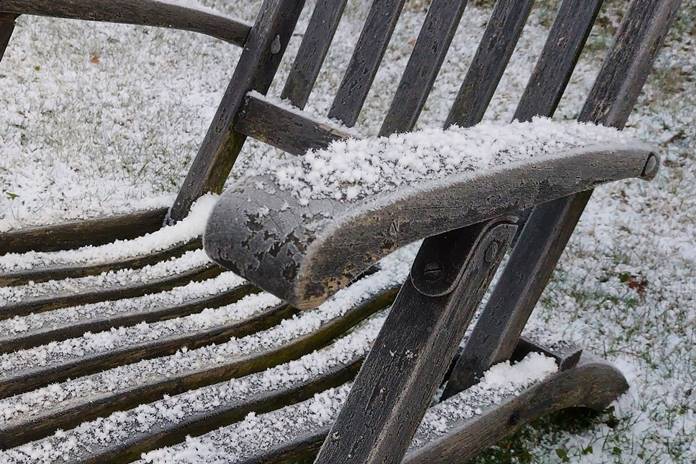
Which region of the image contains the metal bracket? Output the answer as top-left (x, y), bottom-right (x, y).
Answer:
top-left (411, 216), bottom-right (519, 297)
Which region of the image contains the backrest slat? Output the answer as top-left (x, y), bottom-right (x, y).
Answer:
top-left (281, 0), bottom-right (348, 109)
top-left (514, 0), bottom-right (603, 122)
top-left (445, 0), bottom-right (534, 128)
top-left (379, 0), bottom-right (469, 136)
top-left (580, 0), bottom-right (682, 128)
top-left (328, 0), bottom-right (407, 127)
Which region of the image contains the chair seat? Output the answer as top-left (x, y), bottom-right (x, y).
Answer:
top-left (204, 119), bottom-right (658, 309)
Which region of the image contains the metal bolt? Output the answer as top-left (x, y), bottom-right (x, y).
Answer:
top-left (422, 262), bottom-right (442, 281)
top-left (484, 241), bottom-right (499, 264)
top-left (270, 35), bottom-right (282, 54)
top-left (641, 153), bottom-right (660, 179)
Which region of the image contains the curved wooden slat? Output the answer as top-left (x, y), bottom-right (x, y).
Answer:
top-left (0, 208), bottom-right (167, 255)
top-left (0, 238), bottom-right (202, 287)
top-left (0, 264), bottom-right (222, 320)
top-left (442, 0), bottom-right (605, 398)
top-left (0, 0), bottom-right (251, 46)
top-left (205, 142), bottom-right (657, 309)
top-left (1, 358), bottom-right (362, 456)
top-left (0, 287), bottom-right (397, 435)
top-left (0, 302), bottom-right (297, 404)
top-left (0, 283), bottom-right (257, 353)
top-left (186, 353), bottom-right (628, 464)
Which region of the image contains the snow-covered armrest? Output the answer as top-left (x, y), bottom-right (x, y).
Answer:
top-left (0, 0), bottom-right (251, 46)
top-left (204, 119), bottom-right (659, 309)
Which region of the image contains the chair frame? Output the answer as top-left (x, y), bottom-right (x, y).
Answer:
top-left (0, 0), bottom-right (682, 462)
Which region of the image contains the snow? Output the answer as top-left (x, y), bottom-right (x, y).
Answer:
top-left (0, 0), bottom-right (693, 462)
top-left (132, 352), bottom-right (557, 463)
top-left (0, 194), bottom-right (217, 273)
top-left (258, 119), bottom-right (632, 203)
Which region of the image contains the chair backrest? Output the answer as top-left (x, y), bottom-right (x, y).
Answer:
top-left (169, 0), bottom-right (680, 221)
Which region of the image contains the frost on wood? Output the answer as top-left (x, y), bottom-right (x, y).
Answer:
top-left (0, 249), bottom-right (211, 305)
top-left (132, 353), bottom-right (557, 463)
top-left (0, 316), bottom-right (385, 464)
top-left (0, 195), bottom-right (217, 273)
top-left (0, 249), bottom-right (412, 425)
top-left (246, 118), bottom-right (633, 204)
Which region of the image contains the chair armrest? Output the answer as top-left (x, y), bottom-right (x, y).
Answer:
top-left (204, 122), bottom-right (659, 310)
top-left (0, 0), bottom-right (251, 46)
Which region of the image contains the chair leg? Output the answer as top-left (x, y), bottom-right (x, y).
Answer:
top-left (314, 218), bottom-right (518, 464)
top-left (405, 351), bottom-right (629, 464)
top-left (443, 194), bottom-right (588, 397)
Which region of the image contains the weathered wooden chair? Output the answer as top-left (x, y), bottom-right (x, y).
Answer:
top-left (0, 0), bottom-right (680, 462)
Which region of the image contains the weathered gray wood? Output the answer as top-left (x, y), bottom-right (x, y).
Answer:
top-left (0, 287), bottom-right (397, 442)
top-left (0, 264), bottom-right (222, 320)
top-left (234, 93), bottom-right (354, 156)
top-left (314, 220), bottom-right (516, 464)
top-left (236, 349), bottom-right (625, 464)
top-left (445, 0), bottom-right (681, 398)
top-left (168, 0), bottom-right (305, 223)
top-left (446, 0), bottom-right (534, 128)
top-left (0, 238), bottom-right (202, 287)
top-left (0, 207), bottom-right (167, 254)
top-left (0, 13), bottom-right (15, 60)
top-left (34, 360), bottom-right (362, 462)
top-left (443, 0), bottom-right (605, 397)
top-left (514, 0), bottom-right (604, 122)
top-left (281, 0), bottom-right (348, 109)
top-left (0, 283), bottom-right (257, 353)
top-left (404, 355), bottom-right (628, 464)
top-left (380, 0), bottom-right (469, 135)
top-left (328, 0), bottom-right (407, 127)
top-left (0, 302), bottom-right (294, 400)
top-left (206, 142), bottom-right (657, 310)
top-left (0, 0), bottom-right (251, 46)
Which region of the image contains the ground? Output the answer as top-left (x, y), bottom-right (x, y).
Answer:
top-left (0, 0), bottom-right (694, 462)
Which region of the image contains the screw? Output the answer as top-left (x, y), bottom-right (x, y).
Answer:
top-left (422, 262), bottom-right (442, 281)
top-left (484, 241), bottom-right (499, 264)
top-left (270, 35), bottom-right (282, 54)
top-left (641, 153), bottom-right (659, 179)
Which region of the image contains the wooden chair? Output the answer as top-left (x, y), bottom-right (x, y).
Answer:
top-left (0, 0), bottom-right (680, 462)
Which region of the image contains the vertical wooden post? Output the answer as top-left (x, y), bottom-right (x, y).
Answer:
top-left (314, 219), bottom-right (517, 464)
top-left (167, 0), bottom-right (305, 223)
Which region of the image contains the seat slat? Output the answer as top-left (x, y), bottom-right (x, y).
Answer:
top-left (234, 93), bottom-right (355, 156)
top-left (0, 262), bottom-right (222, 319)
top-left (443, 0), bottom-right (605, 397)
top-left (0, 208), bottom-right (167, 255)
top-left (0, 282), bottom-right (257, 353)
top-left (0, 320), bottom-right (382, 455)
top-left (0, 288), bottom-right (396, 445)
top-left (380, 0), bottom-right (469, 135)
top-left (446, 0), bottom-right (534, 128)
top-left (328, 0), bottom-right (407, 127)
top-left (281, 0), bottom-right (349, 108)
top-left (0, 238), bottom-right (202, 287)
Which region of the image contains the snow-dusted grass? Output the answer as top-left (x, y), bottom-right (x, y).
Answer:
top-left (0, 0), bottom-right (693, 463)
